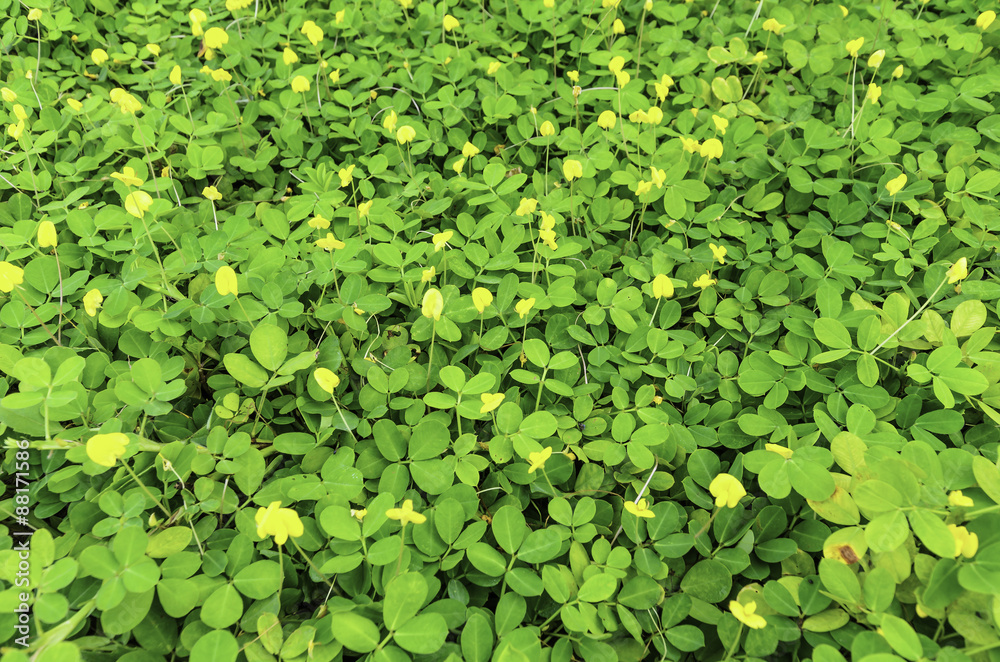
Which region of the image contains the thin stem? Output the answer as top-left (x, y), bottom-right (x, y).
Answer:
top-left (121, 461), bottom-right (172, 517)
top-left (870, 276), bottom-right (948, 354)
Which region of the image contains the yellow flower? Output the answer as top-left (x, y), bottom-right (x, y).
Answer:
top-left (397, 125), bottom-right (416, 143)
top-left (443, 14), bottom-right (460, 31)
top-left (563, 159), bottom-right (583, 181)
top-left (839, 5), bottom-right (848, 17)
top-left (255, 501), bottom-right (304, 545)
top-left (636, 180), bottom-right (653, 196)
top-left (387, 499), bottom-right (427, 526)
top-left (868, 49), bottom-right (885, 69)
top-left (515, 298), bottom-right (535, 319)
top-left (124, 191), bottom-right (153, 218)
top-left (28, 8), bottom-right (42, 20)
top-left (211, 68), bottom-right (232, 82)
top-left (358, 200), bottom-right (373, 218)
top-left (202, 186), bottom-right (223, 201)
top-left (422, 288), bottom-right (444, 320)
top-left (1, 88), bottom-right (16, 103)
top-left (892, 64), bottom-right (904, 78)
top-left (433, 230), bottom-right (453, 251)
top-left (110, 88), bottom-right (142, 114)
top-left (7, 120), bottom-right (24, 140)
top-left (283, 48), bottom-right (299, 65)
top-left (169, 65), bottom-right (182, 85)
top-left (710, 473), bottom-right (746, 508)
top-left (110, 166), bottom-right (144, 187)
top-left (710, 243), bottom-right (728, 264)
top-left (336, 9), bottom-right (346, 24)
top-left (189, 9), bottom-right (207, 25)
top-left (946, 258), bottom-right (968, 284)
top-left (528, 447), bottom-right (553, 473)
top-left (338, 164), bottom-right (355, 188)
top-left (84, 288), bottom-right (103, 317)
top-left (597, 110), bottom-right (616, 130)
top-left (399, 0), bottom-right (413, 8)
top-left (462, 141), bottom-right (481, 158)
top-left (647, 106), bottom-right (664, 125)
top-left (948, 490), bottom-right (974, 508)
top-left (693, 272), bottom-right (717, 289)
top-left (544, 0), bottom-right (554, 7)
top-left (645, 0), bottom-right (652, 9)
top-left (329, 69), bottom-right (341, 84)
top-left (885, 174), bottom-right (906, 196)
top-left (730, 601), bottom-right (767, 629)
top-left (602, 0), bottom-right (621, 7)
top-left (215, 265), bottom-right (238, 296)
top-left (422, 266), bottom-right (436, 282)
top-left (539, 120), bottom-right (555, 136)
top-left (38, 221), bottom-right (57, 248)
top-left (651, 167), bottom-right (666, 189)
top-left (146, 43), bottom-right (161, 56)
top-left (624, 499), bottom-right (655, 518)
top-left (538, 228), bottom-right (558, 250)
top-left (452, 158), bottom-right (466, 173)
top-left (762, 18), bottom-right (785, 34)
top-left (86, 433), bottom-right (129, 467)
top-left (615, 71), bottom-right (630, 88)
top-left (301, 20), bottom-right (324, 45)
top-left (654, 81), bottom-right (671, 102)
top-left (92, 49), bottom-right (109, 66)
top-left (753, 51), bottom-right (768, 64)
top-left (567, 70), bottom-right (579, 83)
top-left (612, 19), bottom-right (625, 35)
top-left (977, 10), bottom-right (996, 30)
top-left (291, 75), bottom-right (311, 93)
top-left (846, 37), bottom-right (865, 58)
top-left (313, 367), bottom-right (340, 394)
top-left (204, 27), bottom-right (229, 50)
top-left (948, 524), bottom-right (978, 558)
top-left (652, 274), bottom-right (673, 299)
top-left (712, 115), bottom-right (729, 135)
top-left (487, 61), bottom-right (502, 76)
top-left (867, 83), bottom-right (882, 104)
top-left (480, 392), bottom-right (505, 413)
top-left (63, 97), bottom-right (82, 112)
top-left (680, 136), bottom-right (700, 153)
top-left (472, 288), bottom-right (493, 314)
top-left (0, 262), bottom-right (24, 293)
top-left (539, 212), bottom-right (556, 230)
top-left (12, 104), bottom-right (28, 121)
top-left (315, 233), bottom-right (346, 251)
top-left (351, 508), bottom-right (367, 520)
top-left (700, 138), bottom-right (723, 160)
top-left (514, 198), bottom-right (538, 216)
top-left (383, 110), bottom-right (398, 133)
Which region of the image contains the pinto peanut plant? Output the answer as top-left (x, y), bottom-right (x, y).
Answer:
top-left (2, 1), bottom-right (1000, 662)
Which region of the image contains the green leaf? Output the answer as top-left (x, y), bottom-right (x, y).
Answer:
top-left (223, 353), bottom-right (268, 388)
top-left (233, 561), bottom-right (282, 599)
top-left (879, 614), bottom-right (922, 661)
top-left (467, 542), bottom-right (507, 576)
top-left (519, 411), bottom-right (556, 439)
top-left (394, 613), bottom-right (448, 654)
top-left (250, 323), bottom-right (288, 371)
top-left (332, 613), bottom-right (381, 653)
top-left (577, 573), bottom-right (618, 602)
top-left (190, 630), bottom-right (240, 662)
top-left (680, 559), bottom-right (732, 603)
top-left (385, 572), bottom-right (428, 630)
top-left (201, 584), bottom-right (244, 629)
top-left (814, 318), bottom-right (852, 349)
top-left (908, 509), bottom-right (955, 558)
top-left (492, 506), bottom-right (527, 555)
top-left (666, 625), bottom-right (705, 652)
top-left (461, 613), bottom-right (495, 662)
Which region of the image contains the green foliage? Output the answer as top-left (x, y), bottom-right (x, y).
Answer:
top-left (1, 0), bottom-right (1000, 661)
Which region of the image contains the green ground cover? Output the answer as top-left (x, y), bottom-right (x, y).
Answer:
top-left (2, 0), bottom-right (1000, 661)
